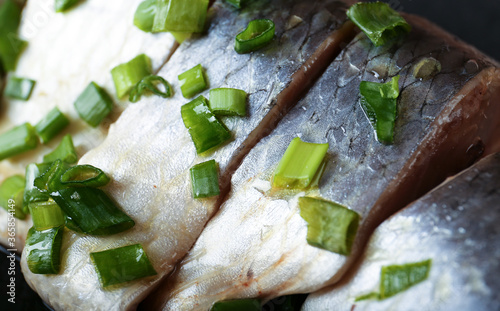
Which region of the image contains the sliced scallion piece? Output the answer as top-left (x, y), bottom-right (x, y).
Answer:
top-left (43, 134), bottom-right (78, 164)
top-left (209, 88), bottom-right (247, 116)
top-left (50, 187), bottom-right (135, 235)
top-left (211, 299), bottom-right (261, 311)
top-left (64, 214), bottom-right (84, 233)
top-left (170, 31), bottom-right (191, 44)
top-left (0, 123), bottom-right (38, 160)
top-left (380, 259), bottom-right (432, 299)
top-left (273, 137), bottom-right (328, 189)
top-left (74, 82), bottom-right (114, 128)
top-left (178, 64), bottom-right (207, 99)
top-left (25, 226), bottom-right (63, 274)
top-left (298, 197), bottom-right (360, 256)
top-left (0, 175), bottom-right (26, 219)
top-left (134, 0), bottom-right (157, 32)
top-left (225, 0), bottom-right (246, 9)
top-left (0, 0), bottom-right (22, 35)
top-left (190, 160), bottom-right (220, 199)
top-left (0, 34), bottom-right (26, 72)
top-left (35, 107), bottom-right (70, 144)
top-left (90, 244), bottom-right (157, 287)
top-left (152, 0), bottom-right (208, 33)
top-left (181, 96), bottom-right (231, 154)
top-left (33, 159), bottom-right (70, 193)
top-left (60, 164), bottom-right (110, 188)
top-left (359, 75), bottom-right (400, 145)
top-left (4, 76), bottom-right (35, 100)
top-left (23, 163), bottom-right (52, 214)
top-left (111, 54), bottom-right (152, 98)
top-left (29, 200), bottom-right (65, 230)
top-left (129, 75), bottom-right (172, 103)
top-left (55, 0), bottom-right (80, 13)
top-left (235, 19), bottom-right (275, 54)
top-left (346, 2), bottom-right (411, 47)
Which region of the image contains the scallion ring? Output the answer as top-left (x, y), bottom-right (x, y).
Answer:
top-left (129, 75), bottom-right (172, 103)
top-left (235, 19), bottom-right (275, 54)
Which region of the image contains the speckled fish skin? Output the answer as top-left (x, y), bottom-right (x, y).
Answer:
top-left (303, 153), bottom-right (500, 311)
top-left (158, 15), bottom-right (500, 309)
top-left (20, 1), bottom-right (352, 310)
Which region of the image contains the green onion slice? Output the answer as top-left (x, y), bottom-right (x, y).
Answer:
top-left (152, 0), bottom-right (208, 33)
top-left (60, 164), bottom-right (110, 188)
top-left (0, 175), bottom-right (26, 219)
top-left (181, 96), bottom-right (231, 154)
top-left (50, 187), bottom-right (135, 236)
top-left (209, 88), bottom-right (247, 116)
top-left (380, 259), bottom-right (432, 299)
top-left (235, 19), bottom-right (275, 54)
top-left (111, 54), bottom-right (152, 98)
top-left (74, 82), bottom-right (114, 128)
top-left (129, 75), bottom-right (172, 103)
top-left (0, 34), bottom-right (27, 72)
top-left (298, 197), bottom-right (360, 256)
top-left (55, 0), bottom-right (80, 12)
top-left (64, 214), bottom-right (84, 233)
top-left (29, 200), bottom-right (65, 230)
top-left (0, 0), bottom-right (22, 35)
top-left (211, 299), bottom-right (261, 311)
top-left (190, 160), bottom-right (220, 198)
top-left (134, 0), bottom-right (157, 32)
top-left (412, 57), bottom-right (441, 80)
top-left (90, 244), bottom-right (157, 288)
top-left (178, 64), bottom-right (208, 99)
top-left (0, 123), bottom-right (38, 160)
top-left (4, 76), bottom-right (36, 100)
top-left (23, 162), bottom-right (52, 214)
top-left (33, 159), bottom-right (70, 193)
top-left (25, 226), bottom-right (64, 274)
top-left (346, 2), bottom-right (411, 47)
top-left (43, 134), bottom-right (78, 164)
top-left (273, 137), bottom-right (328, 189)
top-left (170, 31), bottom-right (191, 44)
top-left (225, 0), bottom-right (246, 9)
top-left (359, 75), bottom-right (400, 145)
top-left (35, 107), bottom-right (70, 144)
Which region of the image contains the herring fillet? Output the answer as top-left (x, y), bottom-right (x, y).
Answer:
top-left (303, 153), bottom-right (500, 311)
top-left (156, 15), bottom-right (500, 309)
top-left (20, 1), bottom-right (354, 310)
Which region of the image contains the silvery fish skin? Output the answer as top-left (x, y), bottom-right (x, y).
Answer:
top-left (157, 15), bottom-right (500, 309)
top-left (0, 0), bottom-right (176, 249)
top-left (20, 1), bottom-right (352, 310)
top-left (303, 153), bottom-right (500, 311)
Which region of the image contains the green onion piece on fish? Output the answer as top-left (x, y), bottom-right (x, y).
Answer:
top-left (55, 0), bottom-right (80, 13)
top-left (50, 187), bottom-right (135, 235)
top-left (35, 107), bottom-right (70, 144)
top-left (235, 19), bottom-right (275, 54)
top-left (111, 54), bottom-right (152, 98)
top-left (34, 159), bottom-right (70, 193)
top-left (354, 292), bottom-right (380, 302)
top-left (225, 0), bottom-right (247, 9)
top-left (0, 175), bottom-right (26, 219)
top-left (181, 96), bottom-right (231, 154)
top-left (273, 137), bottom-right (328, 189)
top-left (29, 200), bottom-right (65, 230)
top-left (346, 2), bottom-right (411, 47)
top-left (0, 0), bottom-right (25, 72)
top-left (74, 82), bottom-right (114, 127)
top-left (129, 75), bottom-right (172, 103)
top-left (64, 214), bottom-right (84, 233)
top-left (190, 160), bottom-right (220, 199)
top-left (0, 0), bottom-right (22, 35)
top-left (209, 88), bottom-right (247, 116)
top-left (152, 0), bottom-right (208, 33)
top-left (0, 123), bottom-right (38, 160)
top-left (4, 76), bottom-right (35, 100)
top-left (299, 197), bottom-right (360, 256)
top-left (380, 259), bottom-right (432, 299)
top-left (170, 31), bottom-right (192, 44)
top-left (134, 0), bottom-right (157, 32)
top-left (359, 75), bottom-right (400, 145)
top-left (211, 299), bottom-right (261, 311)
top-left (178, 64), bottom-right (208, 99)
top-left (25, 226), bottom-right (64, 274)
top-left (60, 164), bottom-right (110, 188)
top-left (43, 134), bottom-right (78, 164)
top-left (23, 163), bottom-right (52, 214)
top-left (90, 244), bottom-right (157, 288)
top-left (412, 57), bottom-right (441, 80)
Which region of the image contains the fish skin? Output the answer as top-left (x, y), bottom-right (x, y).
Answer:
top-left (303, 153), bottom-right (500, 311)
top-left (158, 14), bottom-right (500, 309)
top-left (20, 1), bottom-right (352, 310)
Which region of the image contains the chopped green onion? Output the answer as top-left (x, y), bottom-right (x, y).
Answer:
top-left (4, 76), bottom-right (36, 100)
top-left (35, 107), bottom-right (70, 144)
top-left (190, 160), bottom-right (220, 198)
top-left (33, 159), bottom-right (70, 193)
top-left (412, 57), bottom-right (441, 80)
top-left (225, 0), bottom-right (246, 9)
top-left (209, 88), bottom-right (247, 116)
top-left (111, 54), bottom-right (152, 98)
top-left (90, 244), bottom-right (157, 287)
top-left (152, 0), bottom-right (208, 33)
top-left (0, 175), bottom-right (26, 219)
top-left (50, 187), bottom-right (135, 235)
top-left (74, 82), bottom-right (114, 127)
top-left (170, 31), bottom-right (191, 44)
top-left (29, 200), bottom-right (65, 230)
top-left (298, 197), bottom-right (360, 256)
top-left (181, 96), bottom-right (231, 154)
top-left (354, 292), bottom-right (380, 302)
top-left (0, 0), bottom-right (22, 35)
top-left (346, 2), bottom-right (411, 47)
top-left (43, 134), bottom-right (78, 164)
top-left (129, 75), bottom-right (172, 103)
top-left (0, 34), bottom-right (27, 72)
top-left (235, 19), bottom-right (275, 54)
top-left (64, 214), bottom-right (84, 233)
top-left (25, 226), bottom-right (63, 274)
top-left (55, 0), bottom-right (80, 12)
top-left (23, 163), bottom-right (52, 214)
top-left (0, 123), bottom-right (38, 160)
top-left (273, 137), bottom-right (328, 189)
top-left (380, 259), bottom-right (432, 299)
top-left (359, 75), bottom-right (400, 145)
top-left (211, 299), bottom-right (261, 311)
top-left (134, 0), bottom-right (157, 32)
top-left (178, 64), bottom-right (207, 99)
top-left (60, 164), bottom-right (110, 188)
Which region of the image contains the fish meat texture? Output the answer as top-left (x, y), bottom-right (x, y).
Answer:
top-left (20, 0), bottom-right (356, 310)
top-left (303, 152), bottom-right (500, 311)
top-left (152, 14), bottom-right (500, 310)
top-left (0, 0), bottom-right (176, 249)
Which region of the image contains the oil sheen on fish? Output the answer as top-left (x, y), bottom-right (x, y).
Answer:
top-left (154, 15), bottom-right (500, 310)
top-left (303, 153), bottom-right (500, 311)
